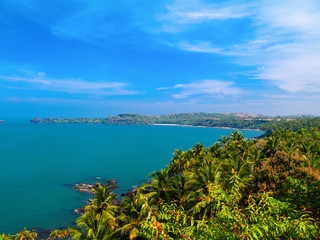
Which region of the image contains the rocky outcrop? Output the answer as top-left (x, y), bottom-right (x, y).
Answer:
top-left (74, 182), bottom-right (104, 194)
top-left (73, 199), bottom-right (93, 215)
top-left (121, 190), bottom-right (134, 198)
top-left (30, 118), bottom-right (42, 123)
top-left (107, 178), bottom-right (119, 189)
top-left (73, 179), bottom-right (120, 215)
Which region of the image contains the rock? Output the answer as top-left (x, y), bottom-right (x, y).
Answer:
top-left (121, 189), bottom-right (136, 198)
top-left (30, 118), bottom-right (42, 123)
top-left (73, 180), bottom-right (120, 215)
top-left (107, 178), bottom-right (117, 184)
top-left (74, 198), bottom-right (94, 215)
top-left (74, 182), bottom-right (104, 194)
top-left (0, 120), bottom-right (4, 123)
top-left (107, 178), bottom-right (119, 189)
top-left (107, 184), bottom-right (120, 190)
top-left (74, 183), bottom-right (94, 193)
top-left (74, 205), bottom-right (87, 215)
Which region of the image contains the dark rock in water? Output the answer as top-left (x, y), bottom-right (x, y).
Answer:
top-left (34, 228), bottom-right (52, 239)
top-left (107, 178), bottom-right (117, 184)
top-left (73, 180), bottom-right (120, 215)
top-left (30, 118), bottom-right (42, 123)
top-left (85, 198), bottom-right (94, 204)
top-left (74, 182), bottom-right (104, 194)
top-left (121, 189), bottom-right (134, 198)
top-left (74, 183), bottom-right (95, 194)
top-left (0, 120), bottom-right (5, 123)
top-left (107, 178), bottom-right (119, 189)
top-left (74, 199), bottom-right (93, 215)
top-left (74, 205), bottom-right (88, 215)
top-left (107, 184), bottom-right (120, 189)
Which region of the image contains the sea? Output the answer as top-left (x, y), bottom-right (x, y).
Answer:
top-left (0, 120), bottom-right (263, 234)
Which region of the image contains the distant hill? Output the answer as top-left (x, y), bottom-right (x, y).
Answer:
top-left (29, 113), bottom-right (319, 133)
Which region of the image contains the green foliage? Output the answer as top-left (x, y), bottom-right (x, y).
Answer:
top-left (0, 228), bottom-right (37, 240)
top-left (263, 117), bottom-right (320, 133)
top-left (31, 113), bottom-right (320, 131)
top-left (137, 174), bottom-right (320, 239)
top-left (73, 185), bottom-right (120, 240)
top-left (49, 228), bottom-right (76, 239)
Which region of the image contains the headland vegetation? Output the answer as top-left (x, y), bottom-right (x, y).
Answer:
top-left (30, 112), bottom-right (319, 137)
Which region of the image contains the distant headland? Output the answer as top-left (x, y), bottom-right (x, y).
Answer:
top-left (30, 112), bottom-right (319, 135)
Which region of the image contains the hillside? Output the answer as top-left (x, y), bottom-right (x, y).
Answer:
top-left (30, 113), bottom-right (318, 133)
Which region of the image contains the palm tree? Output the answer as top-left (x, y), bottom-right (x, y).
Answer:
top-left (300, 142), bottom-right (320, 173)
top-left (144, 168), bottom-right (180, 205)
top-left (263, 134), bottom-right (284, 157)
top-left (218, 135), bottom-right (230, 149)
top-left (192, 143), bottom-right (205, 158)
top-left (183, 159), bottom-right (223, 214)
top-left (74, 210), bottom-right (116, 240)
top-left (229, 131), bottom-right (244, 142)
top-left (220, 140), bottom-right (255, 188)
top-left (208, 142), bottom-right (223, 158)
top-left (168, 149), bottom-right (185, 174)
top-left (117, 188), bottom-right (151, 240)
top-left (74, 185), bottom-right (120, 240)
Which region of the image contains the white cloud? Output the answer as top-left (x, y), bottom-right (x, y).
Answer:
top-left (0, 71), bottom-right (138, 96)
top-left (156, 87), bottom-right (171, 90)
top-left (158, 0), bottom-right (251, 32)
top-left (159, 79), bottom-right (243, 99)
top-left (178, 41), bottom-right (225, 54)
top-left (256, 51), bottom-right (320, 92)
top-left (161, 0), bottom-right (320, 94)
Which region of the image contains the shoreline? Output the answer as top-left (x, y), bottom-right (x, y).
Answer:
top-left (151, 123), bottom-right (264, 132)
top-left (28, 119), bottom-right (264, 132)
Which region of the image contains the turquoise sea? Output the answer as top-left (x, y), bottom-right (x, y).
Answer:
top-left (0, 121), bottom-right (263, 234)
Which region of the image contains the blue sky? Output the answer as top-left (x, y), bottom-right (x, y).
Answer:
top-left (1, 0), bottom-right (320, 118)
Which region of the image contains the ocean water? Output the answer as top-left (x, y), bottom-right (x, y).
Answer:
top-left (0, 121), bottom-right (263, 234)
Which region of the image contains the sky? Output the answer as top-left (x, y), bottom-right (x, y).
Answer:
top-left (1, 0), bottom-right (320, 118)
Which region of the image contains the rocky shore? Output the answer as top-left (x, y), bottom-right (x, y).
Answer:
top-left (73, 178), bottom-right (121, 215)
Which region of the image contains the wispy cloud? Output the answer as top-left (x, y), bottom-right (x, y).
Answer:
top-left (0, 70), bottom-right (138, 96)
top-left (158, 79), bottom-right (243, 99)
top-left (157, 0), bottom-right (251, 32)
top-left (178, 41), bottom-right (225, 55)
top-left (159, 0), bottom-right (320, 94)
top-left (51, 1), bottom-right (113, 41)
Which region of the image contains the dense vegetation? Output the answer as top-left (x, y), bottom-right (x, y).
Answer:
top-left (30, 113), bottom-right (317, 132)
top-left (263, 117), bottom-right (320, 133)
top-left (3, 118), bottom-right (320, 239)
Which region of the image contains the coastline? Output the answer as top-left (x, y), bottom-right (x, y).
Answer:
top-left (151, 123), bottom-right (264, 132)
top-left (29, 119), bottom-right (264, 132)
